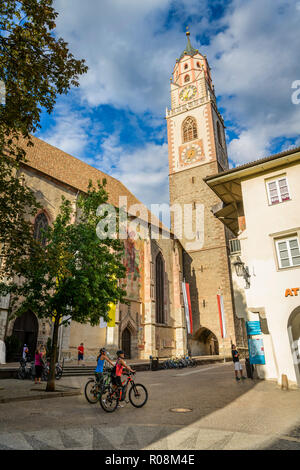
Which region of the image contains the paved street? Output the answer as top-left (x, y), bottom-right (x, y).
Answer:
top-left (1, 361), bottom-right (300, 450)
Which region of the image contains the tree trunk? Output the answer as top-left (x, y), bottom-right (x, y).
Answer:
top-left (46, 316), bottom-right (60, 392)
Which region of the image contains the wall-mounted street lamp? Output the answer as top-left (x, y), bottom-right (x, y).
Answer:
top-left (233, 256), bottom-right (251, 289)
top-left (233, 256), bottom-right (244, 277)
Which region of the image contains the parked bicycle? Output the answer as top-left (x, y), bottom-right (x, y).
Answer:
top-left (160, 355), bottom-right (197, 369)
top-left (99, 372), bottom-right (148, 413)
top-left (41, 359), bottom-right (64, 381)
top-left (84, 367), bottom-right (112, 404)
top-left (17, 358), bottom-right (34, 380)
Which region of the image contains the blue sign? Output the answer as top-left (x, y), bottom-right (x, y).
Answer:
top-left (246, 321), bottom-right (262, 336)
top-left (248, 338), bottom-right (265, 365)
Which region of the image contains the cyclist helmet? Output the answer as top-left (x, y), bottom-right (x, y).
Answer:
top-left (116, 349), bottom-right (124, 357)
top-left (99, 347), bottom-right (106, 354)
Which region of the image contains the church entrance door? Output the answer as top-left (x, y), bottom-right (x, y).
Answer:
top-left (122, 327), bottom-right (131, 359)
top-left (12, 311), bottom-right (38, 361)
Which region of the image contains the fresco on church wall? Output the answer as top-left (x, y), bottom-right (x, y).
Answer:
top-left (123, 235), bottom-right (144, 301)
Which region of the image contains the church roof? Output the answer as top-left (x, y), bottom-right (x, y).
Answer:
top-left (179, 31), bottom-right (199, 60)
top-left (20, 135), bottom-right (170, 234)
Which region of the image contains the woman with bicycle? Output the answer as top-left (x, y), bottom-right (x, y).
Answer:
top-left (111, 350), bottom-right (135, 405)
top-left (99, 351), bottom-right (147, 412)
top-left (95, 347), bottom-right (114, 385)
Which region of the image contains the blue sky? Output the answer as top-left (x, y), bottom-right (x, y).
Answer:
top-left (36, 0), bottom-right (300, 210)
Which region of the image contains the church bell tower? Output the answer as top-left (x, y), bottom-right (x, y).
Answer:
top-left (167, 30), bottom-right (241, 355)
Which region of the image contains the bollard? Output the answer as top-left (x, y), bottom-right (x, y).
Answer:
top-left (281, 374), bottom-right (289, 390)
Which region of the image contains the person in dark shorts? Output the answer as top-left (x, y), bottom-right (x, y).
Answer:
top-left (111, 350), bottom-right (135, 407)
top-left (34, 347), bottom-right (44, 384)
top-left (232, 344), bottom-right (246, 381)
top-left (77, 342), bottom-right (84, 365)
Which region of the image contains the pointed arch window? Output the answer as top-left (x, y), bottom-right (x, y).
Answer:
top-left (33, 212), bottom-right (49, 246)
top-left (182, 116), bottom-right (198, 143)
top-left (155, 252), bottom-right (165, 324)
top-left (217, 121), bottom-right (223, 147)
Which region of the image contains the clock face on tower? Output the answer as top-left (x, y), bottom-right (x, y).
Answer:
top-left (179, 85), bottom-right (197, 101)
top-left (180, 85), bottom-right (197, 102)
top-left (181, 143), bottom-right (203, 164)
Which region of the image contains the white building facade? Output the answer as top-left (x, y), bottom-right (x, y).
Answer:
top-left (206, 147), bottom-right (300, 388)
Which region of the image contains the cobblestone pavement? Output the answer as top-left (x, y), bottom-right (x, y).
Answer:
top-left (1, 362), bottom-right (300, 450)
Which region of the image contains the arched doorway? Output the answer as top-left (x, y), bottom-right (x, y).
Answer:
top-left (287, 306), bottom-right (300, 386)
top-left (122, 327), bottom-right (131, 359)
top-left (191, 327), bottom-right (219, 356)
top-left (12, 311), bottom-right (39, 361)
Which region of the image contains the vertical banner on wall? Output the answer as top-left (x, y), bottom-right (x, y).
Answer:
top-left (217, 294), bottom-right (227, 339)
top-left (100, 303), bottom-right (116, 328)
top-left (182, 282), bottom-right (191, 334)
top-left (107, 303), bottom-right (116, 327)
top-left (185, 283), bottom-right (193, 335)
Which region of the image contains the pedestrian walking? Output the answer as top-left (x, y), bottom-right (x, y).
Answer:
top-left (78, 342), bottom-right (85, 365)
top-left (34, 347), bottom-right (44, 384)
top-left (22, 344), bottom-right (29, 361)
top-left (232, 344), bottom-right (246, 381)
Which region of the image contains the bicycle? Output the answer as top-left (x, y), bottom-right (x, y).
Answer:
top-left (41, 360), bottom-right (64, 381)
top-left (17, 359), bottom-right (34, 380)
top-left (84, 368), bottom-right (112, 404)
top-left (99, 372), bottom-right (148, 413)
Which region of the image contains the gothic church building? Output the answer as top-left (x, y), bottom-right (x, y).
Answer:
top-left (0, 32), bottom-right (247, 361)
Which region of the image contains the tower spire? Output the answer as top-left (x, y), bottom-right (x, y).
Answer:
top-left (180, 27), bottom-right (198, 59)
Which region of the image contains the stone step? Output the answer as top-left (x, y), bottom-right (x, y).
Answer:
top-left (0, 356), bottom-right (232, 379)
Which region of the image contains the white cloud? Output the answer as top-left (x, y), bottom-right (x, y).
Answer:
top-left (47, 0), bottom-right (300, 184)
top-left (40, 101), bottom-right (94, 158)
top-left (93, 133), bottom-right (170, 208)
top-left (205, 0), bottom-right (300, 164)
top-left (53, 0), bottom-right (180, 114)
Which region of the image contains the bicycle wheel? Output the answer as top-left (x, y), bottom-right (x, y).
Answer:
top-left (129, 383), bottom-right (148, 408)
top-left (99, 386), bottom-right (118, 413)
top-left (17, 368), bottom-right (25, 380)
top-left (84, 379), bottom-right (100, 404)
top-left (41, 368), bottom-right (48, 381)
top-left (55, 367), bottom-right (63, 380)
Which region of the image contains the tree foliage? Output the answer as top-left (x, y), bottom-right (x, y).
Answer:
top-left (0, 0), bottom-right (88, 247)
top-left (0, 181), bottom-right (127, 391)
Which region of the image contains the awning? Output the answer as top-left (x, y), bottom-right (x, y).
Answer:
top-left (213, 202), bottom-right (239, 235)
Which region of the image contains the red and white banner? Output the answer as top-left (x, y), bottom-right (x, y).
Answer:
top-left (182, 282), bottom-right (193, 335)
top-left (185, 283), bottom-right (193, 335)
top-left (217, 294), bottom-right (227, 339)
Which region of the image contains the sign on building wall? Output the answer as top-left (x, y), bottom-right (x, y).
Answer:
top-left (248, 338), bottom-right (265, 365)
top-left (246, 321), bottom-right (262, 336)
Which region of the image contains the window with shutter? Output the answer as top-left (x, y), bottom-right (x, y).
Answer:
top-left (267, 177), bottom-right (290, 205)
top-left (276, 237), bottom-right (300, 269)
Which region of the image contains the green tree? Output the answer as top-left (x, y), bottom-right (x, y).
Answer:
top-left (0, 0), bottom-right (88, 247)
top-left (0, 181), bottom-right (127, 391)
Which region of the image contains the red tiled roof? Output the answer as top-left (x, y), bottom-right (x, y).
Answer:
top-left (20, 135), bottom-right (169, 233)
